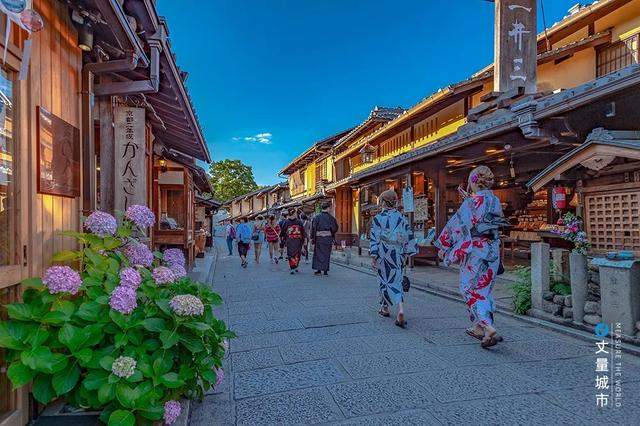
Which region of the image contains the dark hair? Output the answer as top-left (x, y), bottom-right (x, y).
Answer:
top-left (241, 217), bottom-right (248, 223)
top-left (300, 213), bottom-right (307, 220)
top-left (268, 215), bottom-right (275, 221)
top-left (257, 215), bottom-right (263, 220)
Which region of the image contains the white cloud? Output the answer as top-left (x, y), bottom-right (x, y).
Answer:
top-left (234, 132), bottom-right (272, 145)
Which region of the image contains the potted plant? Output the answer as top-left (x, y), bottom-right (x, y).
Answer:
top-left (555, 212), bottom-right (590, 324)
top-left (0, 206), bottom-right (233, 425)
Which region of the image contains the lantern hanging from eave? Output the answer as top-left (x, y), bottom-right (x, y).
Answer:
top-left (359, 143), bottom-right (376, 164)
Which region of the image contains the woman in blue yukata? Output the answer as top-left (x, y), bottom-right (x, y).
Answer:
top-left (370, 189), bottom-right (417, 328)
top-left (434, 166), bottom-right (506, 348)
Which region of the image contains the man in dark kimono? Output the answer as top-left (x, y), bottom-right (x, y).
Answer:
top-left (280, 209), bottom-right (306, 274)
top-left (311, 202), bottom-right (338, 276)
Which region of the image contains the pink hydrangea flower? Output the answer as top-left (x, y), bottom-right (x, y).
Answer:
top-left (119, 267), bottom-right (141, 290)
top-left (152, 266), bottom-right (175, 285)
top-left (123, 243), bottom-right (153, 267)
top-left (163, 248), bottom-right (185, 268)
top-left (84, 211), bottom-right (117, 237)
top-left (169, 294), bottom-right (205, 317)
top-left (111, 356), bottom-right (136, 378)
top-left (42, 266), bottom-right (82, 295)
top-left (125, 205), bottom-right (155, 228)
top-left (163, 400), bottom-right (181, 425)
top-left (109, 285), bottom-right (137, 314)
top-left (214, 367), bottom-right (224, 389)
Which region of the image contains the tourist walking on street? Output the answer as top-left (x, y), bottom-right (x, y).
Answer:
top-left (311, 201), bottom-right (338, 276)
top-left (265, 215), bottom-right (281, 263)
top-left (280, 209), bottom-right (306, 274)
top-left (370, 189), bottom-right (416, 328)
top-left (236, 217), bottom-right (252, 268)
top-left (252, 215), bottom-right (266, 264)
top-left (434, 166), bottom-right (506, 348)
top-left (278, 211), bottom-right (288, 260)
top-left (225, 219), bottom-right (236, 256)
top-left (302, 213), bottom-right (312, 263)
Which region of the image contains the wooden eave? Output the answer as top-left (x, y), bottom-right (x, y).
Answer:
top-left (538, 30), bottom-right (612, 65)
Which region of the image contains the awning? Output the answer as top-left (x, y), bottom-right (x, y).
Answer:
top-left (527, 129), bottom-right (640, 192)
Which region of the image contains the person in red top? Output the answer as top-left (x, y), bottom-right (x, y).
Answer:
top-left (264, 215), bottom-right (281, 264)
top-left (280, 209), bottom-right (306, 274)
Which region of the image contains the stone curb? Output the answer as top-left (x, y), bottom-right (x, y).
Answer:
top-left (331, 261), bottom-right (640, 357)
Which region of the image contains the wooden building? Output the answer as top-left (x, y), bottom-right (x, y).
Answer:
top-left (0, 1), bottom-right (211, 424)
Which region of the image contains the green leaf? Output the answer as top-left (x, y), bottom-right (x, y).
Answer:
top-left (74, 348), bottom-right (93, 364)
top-left (53, 300), bottom-right (76, 317)
top-left (42, 311), bottom-right (68, 325)
top-left (115, 333), bottom-right (128, 348)
top-left (7, 361), bottom-right (35, 388)
top-left (27, 327), bottom-right (50, 348)
top-left (104, 237), bottom-right (122, 250)
top-left (59, 230), bottom-right (87, 239)
top-left (159, 372), bottom-right (184, 388)
top-left (84, 248), bottom-right (106, 265)
top-left (141, 318), bottom-right (166, 332)
top-left (201, 368), bottom-right (217, 385)
top-left (32, 375), bottom-right (55, 404)
top-left (100, 355), bottom-right (115, 372)
top-left (139, 404), bottom-right (164, 421)
top-left (52, 250), bottom-right (81, 262)
top-left (115, 383), bottom-right (138, 409)
top-left (49, 354), bottom-right (69, 374)
top-left (21, 347), bottom-right (54, 371)
top-left (152, 356), bottom-right (172, 376)
top-left (184, 322), bottom-right (211, 332)
top-left (58, 324), bottom-right (82, 351)
top-left (138, 360), bottom-right (153, 378)
top-left (82, 324), bottom-right (104, 347)
top-left (159, 329), bottom-right (179, 349)
top-left (179, 334), bottom-right (204, 352)
top-left (110, 311), bottom-right (129, 330)
top-left (52, 363), bottom-right (80, 395)
top-left (142, 338), bottom-right (160, 352)
top-left (98, 382), bottom-right (115, 404)
top-left (0, 322), bottom-right (27, 350)
top-left (21, 277), bottom-right (43, 289)
top-left (155, 299), bottom-right (172, 316)
top-left (125, 370), bottom-right (143, 383)
top-left (83, 370), bottom-right (109, 391)
top-left (95, 295), bottom-right (110, 305)
top-left (76, 301), bottom-right (102, 322)
top-left (108, 410), bottom-right (135, 426)
top-left (6, 303), bottom-right (32, 321)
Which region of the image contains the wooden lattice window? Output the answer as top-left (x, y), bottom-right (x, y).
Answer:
top-left (585, 190), bottom-right (640, 254)
top-left (596, 34), bottom-right (639, 77)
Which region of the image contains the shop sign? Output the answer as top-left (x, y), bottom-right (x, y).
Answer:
top-left (114, 107), bottom-right (146, 212)
top-left (402, 186), bottom-right (414, 213)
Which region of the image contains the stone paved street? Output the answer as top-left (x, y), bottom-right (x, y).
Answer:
top-left (190, 239), bottom-right (640, 425)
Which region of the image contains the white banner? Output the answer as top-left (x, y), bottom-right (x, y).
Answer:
top-left (114, 107), bottom-right (146, 213)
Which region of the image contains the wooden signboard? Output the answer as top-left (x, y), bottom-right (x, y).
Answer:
top-left (494, 0), bottom-right (537, 94)
top-left (114, 107), bottom-right (146, 212)
top-left (36, 106), bottom-right (80, 197)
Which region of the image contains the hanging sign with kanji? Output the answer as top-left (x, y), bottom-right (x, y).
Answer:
top-left (494, 0), bottom-right (537, 94)
top-left (114, 107), bottom-right (146, 212)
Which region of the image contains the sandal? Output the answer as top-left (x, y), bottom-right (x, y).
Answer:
top-left (466, 328), bottom-right (503, 342)
top-left (378, 308), bottom-right (390, 317)
top-left (395, 313), bottom-right (407, 328)
top-left (480, 330), bottom-right (500, 348)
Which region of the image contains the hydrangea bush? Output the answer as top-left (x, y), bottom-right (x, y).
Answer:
top-left (0, 205), bottom-right (233, 426)
top-left (555, 212), bottom-right (591, 254)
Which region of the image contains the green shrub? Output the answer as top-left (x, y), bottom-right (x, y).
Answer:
top-left (0, 208), bottom-right (233, 426)
top-left (509, 266), bottom-right (532, 314)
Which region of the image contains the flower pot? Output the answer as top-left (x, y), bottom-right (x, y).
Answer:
top-left (569, 250), bottom-right (588, 325)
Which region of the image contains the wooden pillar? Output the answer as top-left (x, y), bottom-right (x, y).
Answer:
top-left (434, 167), bottom-right (447, 235)
top-left (99, 97), bottom-right (115, 213)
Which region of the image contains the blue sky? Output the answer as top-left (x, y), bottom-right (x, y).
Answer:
top-left (157, 0), bottom-right (584, 185)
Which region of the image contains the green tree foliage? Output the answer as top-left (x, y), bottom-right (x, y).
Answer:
top-left (209, 159), bottom-right (258, 201)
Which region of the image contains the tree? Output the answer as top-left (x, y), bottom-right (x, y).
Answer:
top-left (209, 159), bottom-right (259, 201)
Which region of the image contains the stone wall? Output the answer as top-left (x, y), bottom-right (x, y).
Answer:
top-left (583, 262), bottom-right (602, 326)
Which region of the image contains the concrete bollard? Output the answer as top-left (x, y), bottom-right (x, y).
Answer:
top-left (569, 251), bottom-right (588, 325)
top-left (552, 248), bottom-right (570, 283)
top-left (531, 242), bottom-right (551, 311)
top-left (592, 259), bottom-right (640, 336)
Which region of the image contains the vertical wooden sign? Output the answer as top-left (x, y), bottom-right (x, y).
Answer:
top-left (494, 0), bottom-right (537, 94)
top-left (114, 107), bottom-right (146, 212)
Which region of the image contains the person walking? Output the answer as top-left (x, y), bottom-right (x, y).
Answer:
top-left (277, 211), bottom-right (288, 260)
top-left (370, 189), bottom-right (416, 328)
top-left (252, 215), bottom-right (266, 264)
top-left (225, 219), bottom-right (236, 256)
top-left (434, 166), bottom-right (506, 348)
top-left (236, 217), bottom-right (252, 268)
top-left (311, 202), bottom-right (338, 276)
top-left (301, 213), bottom-right (312, 263)
top-left (280, 209), bottom-right (306, 274)
top-left (265, 215), bottom-right (281, 263)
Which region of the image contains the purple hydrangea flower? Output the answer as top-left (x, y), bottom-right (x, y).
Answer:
top-left (213, 367), bottom-right (224, 389)
top-left (42, 265), bottom-right (82, 295)
top-left (125, 204), bottom-right (155, 228)
top-left (163, 400), bottom-right (181, 425)
top-left (123, 243), bottom-right (153, 267)
top-left (170, 264), bottom-right (187, 280)
top-left (152, 266), bottom-right (175, 285)
top-left (111, 356), bottom-right (136, 378)
top-left (119, 267), bottom-right (142, 290)
top-left (222, 339), bottom-right (229, 353)
top-left (84, 211), bottom-right (117, 237)
top-left (169, 294), bottom-right (205, 317)
top-left (163, 248), bottom-right (185, 268)
top-left (109, 285), bottom-right (137, 314)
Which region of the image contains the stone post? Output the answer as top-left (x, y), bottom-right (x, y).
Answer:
top-left (593, 259), bottom-right (640, 336)
top-left (531, 242), bottom-right (550, 311)
top-left (569, 251), bottom-right (588, 325)
top-left (551, 248), bottom-right (570, 283)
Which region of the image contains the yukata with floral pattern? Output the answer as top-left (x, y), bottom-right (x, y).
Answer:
top-left (434, 189), bottom-right (503, 328)
top-left (370, 208), bottom-right (417, 307)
